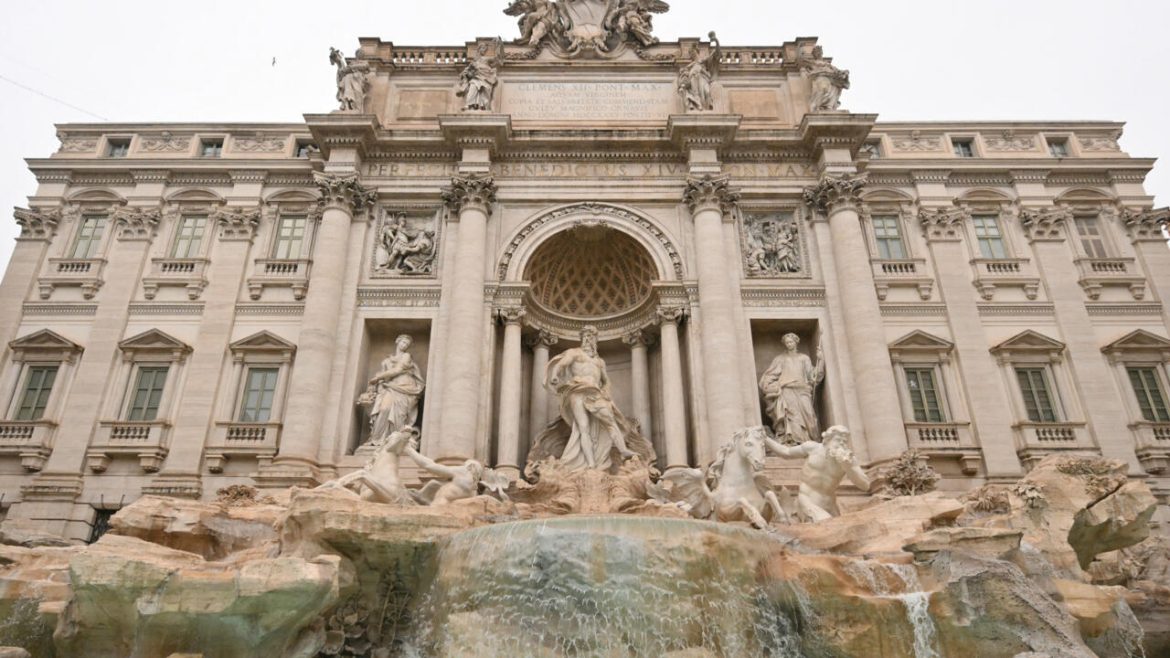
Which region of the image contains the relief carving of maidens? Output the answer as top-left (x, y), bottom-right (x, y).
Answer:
top-left (527, 326), bottom-right (655, 473)
top-left (759, 333), bottom-right (825, 445)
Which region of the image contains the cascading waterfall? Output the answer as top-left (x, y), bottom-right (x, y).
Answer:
top-left (843, 560), bottom-right (941, 658)
top-left (397, 516), bottom-right (811, 657)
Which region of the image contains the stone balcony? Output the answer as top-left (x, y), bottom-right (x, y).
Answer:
top-left (1073, 257), bottom-right (1146, 300)
top-left (904, 422), bottom-right (981, 474)
top-left (1131, 422), bottom-right (1170, 474)
top-left (0, 420), bottom-right (56, 472)
top-left (871, 259), bottom-right (933, 301)
top-left (204, 421), bottom-right (282, 473)
top-left (1014, 421), bottom-right (1094, 470)
top-left (970, 258), bottom-right (1041, 301)
top-left (142, 257), bottom-right (210, 300)
top-left (38, 258), bottom-right (107, 300)
top-left (88, 420), bottom-right (170, 473)
top-left (247, 258), bottom-right (312, 301)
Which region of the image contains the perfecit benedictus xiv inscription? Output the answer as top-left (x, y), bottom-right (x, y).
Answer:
top-left (503, 81), bottom-right (676, 120)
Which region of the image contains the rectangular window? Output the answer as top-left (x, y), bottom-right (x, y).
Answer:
top-left (972, 215), bottom-right (1008, 259)
top-left (89, 509), bottom-right (115, 544)
top-left (295, 141), bottom-right (316, 158)
top-left (1128, 367), bottom-right (1170, 423)
top-left (1074, 216), bottom-right (1109, 259)
top-left (14, 366), bottom-right (58, 421)
top-left (1016, 367), bottom-right (1060, 423)
top-left (863, 141), bottom-right (882, 160)
top-left (1048, 139), bottom-right (1069, 158)
top-left (952, 139), bottom-right (975, 158)
top-left (238, 367), bottom-right (279, 423)
top-left (200, 139), bottom-right (223, 158)
top-left (171, 215), bottom-right (207, 258)
top-left (272, 215), bottom-right (307, 259)
top-left (106, 139), bottom-right (130, 158)
top-left (905, 368), bottom-right (945, 423)
top-left (126, 366), bottom-right (169, 421)
top-left (71, 215), bottom-right (107, 259)
top-left (872, 215), bottom-right (907, 260)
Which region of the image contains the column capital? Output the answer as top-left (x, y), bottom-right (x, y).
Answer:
top-left (495, 306), bottom-right (527, 325)
top-left (656, 305), bottom-right (688, 325)
top-left (1019, 206), bottom-right (1072, 243)
top-left (112, 207), bottom-right (161, 241)
top-left (683, 175), bottom-right (740, 217)
top-left (442, 174), bottom-right (498, 215)
top-left (525, 329), bottom-right (559, 349)
top-left (13, 207), bottom-right (60, 242)
top-left (1122, 207), bottom-right (1169, 243)
top-left (803, 173), bottom-right (867, 216)
top-left (918, 206), bottom-right (970, 242)
top-left (210, 206), bottom-right (261, 242)
top-left (313, 172), bottom-right (377, 214)
top-left (622, 330), bottom-right (656, 349)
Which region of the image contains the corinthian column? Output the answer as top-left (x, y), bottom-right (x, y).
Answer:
top-left (1124, 208), bottom-right (1170, 330)
top-left (657, 306), bottom-right (690, 469)
top-left (268, 173), bottom-right (375, 484)
top-left (804, 174), bottom-right (907, 462)
top-left (622, 330), bottom-right (654, 443)
top-left (684, 175), bottom-right (746, 457)
top-left (527, 330), bottom-right (557, 442)
top-left (435, 174), bottom-right (497, 463)
top-left (494, 307), bottom-right (526, 478)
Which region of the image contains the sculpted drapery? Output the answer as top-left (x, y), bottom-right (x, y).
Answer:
top-left (759, 333), bottom-right (825, 445)
top-left (365, 335), bottom-right (426, 445)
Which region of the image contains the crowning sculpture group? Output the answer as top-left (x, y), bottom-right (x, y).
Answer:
top-left (318, 325), bottom-right (870, 529)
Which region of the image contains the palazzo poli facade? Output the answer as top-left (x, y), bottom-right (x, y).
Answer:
top-left (1, 2), bottom-right (1169, 542)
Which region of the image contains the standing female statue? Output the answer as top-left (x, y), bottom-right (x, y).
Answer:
top-left (458, 41), bottom-right (501, 111)
top-left (759, 333), bottom-right (825, 445)
top-left (678, 32), bottom-right (720, 111)
top-left (361, 334), bottom-right (426, 446)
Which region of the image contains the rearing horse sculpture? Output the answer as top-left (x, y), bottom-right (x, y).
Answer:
top-left (661, 426), bottom-right (789, 529)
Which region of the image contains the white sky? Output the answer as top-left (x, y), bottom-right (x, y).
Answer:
top-left (1, 0), bottom-right (1168, 273)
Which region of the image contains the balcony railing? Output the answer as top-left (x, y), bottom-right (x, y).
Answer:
top-left (0, 420), bottom-right (56, 471)
top-left (89, 420), bottom-right (170, 473)
top-left (871, 259), bottom-right (933, 301)
top-left (38, 258), bottom-right (107, 300)
top-left (143, 257), bottom-right (209, 300)
top-left (1132, 422), bottom-right (1170, 474)
top-left (247, 258), bottom-right (312, 301)
top-left (970, 258), bottom-right (1041, 301)
top-left (1014, 421), bottom-right (1094, 470)
top-left (205, 421), bottom-right (282, 473)
top-left (1074, 257), bottom-right (1145, 300)
top-left (904, 422), bottom-right (981, 474)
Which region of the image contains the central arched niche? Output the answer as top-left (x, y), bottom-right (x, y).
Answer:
top-left (524, 224), bottom-right (657, 319)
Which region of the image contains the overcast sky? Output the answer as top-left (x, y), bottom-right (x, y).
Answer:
top-left (1, 0), bottom-right (1168, 273)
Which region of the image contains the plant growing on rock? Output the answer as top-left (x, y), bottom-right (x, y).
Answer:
top-left (879, 449), bottom-right (940, 496)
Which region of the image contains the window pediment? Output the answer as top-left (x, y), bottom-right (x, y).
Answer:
top-left (9, 329), bottom-right (83, 363)
top-left (889, 330), bottom-right (954, 363)
top-left (991, 330), bottom-right (1066, 363)
top-left (229, 331), bottom-right (296, 363)
top-left (1102, 329), bottom-right (1170, 363)
top-left (118, 329), bottom-right (192, 363)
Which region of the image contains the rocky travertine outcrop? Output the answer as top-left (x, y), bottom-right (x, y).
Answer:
top-left (0, 454), bottom-right (1164, 657)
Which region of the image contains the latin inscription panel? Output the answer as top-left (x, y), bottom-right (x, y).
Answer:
top-left (502, 81), bottom-right (676, 121)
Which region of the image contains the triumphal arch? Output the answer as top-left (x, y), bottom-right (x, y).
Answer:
top-left (1, 0), bottom-right (1169, 542)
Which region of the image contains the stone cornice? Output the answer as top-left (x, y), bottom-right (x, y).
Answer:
top-left (683, 175), bottom-right (740, 216)
top-left (441, 174), bottom-right (498, 215)
top-left (918, 206), bottom-right (970, 242)
top-left (1018, 206), bottom-right (1073, 242)
top-left (1122, 207), bottom-right (1169, 243)
top-left (802, 173), bottom-right (867, 215)
top-left (13, 207), bottom-right (61, 241)
top-left (313, 172), bottom-right (377, 214)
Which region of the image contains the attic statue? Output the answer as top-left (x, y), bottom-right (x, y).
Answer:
top-left (329, 47), bottom-right (370, 113)
top-left (678, 33), bottom-right (720, 111)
